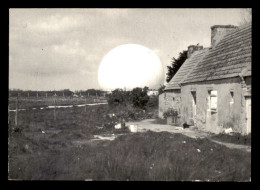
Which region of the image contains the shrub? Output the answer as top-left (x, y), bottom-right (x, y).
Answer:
top-left (146, 95), bottom-right (158, 109)
top-left (131, 87), bottom-right (149, 109)
top-left (163, 108), bottom-right (178, 119)
top-left (108, 89), bottom-right (130, 107)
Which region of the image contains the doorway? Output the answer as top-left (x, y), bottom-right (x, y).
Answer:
top-left (245, 96), bottom-right (251, 134)
top-left (191, 91), bottom-right (197, 118)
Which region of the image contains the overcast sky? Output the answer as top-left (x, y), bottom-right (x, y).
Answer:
top-left (9, 8), bottom-right (249, 91)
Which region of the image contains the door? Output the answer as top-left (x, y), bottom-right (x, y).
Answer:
top-left (245, 97), bottom-right (251, 134)
top-left (191, 91), bottom-right (197, 124)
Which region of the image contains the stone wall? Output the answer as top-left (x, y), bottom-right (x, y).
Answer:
top-left (181, 77), bottom-right (249, 134)
top-left (158, 89), bottom-right (181, 119)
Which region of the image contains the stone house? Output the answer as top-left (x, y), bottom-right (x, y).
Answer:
top-left (159, 23), bottom-right (251, 134)
top-left (158, 45), bottom-right (208, 119)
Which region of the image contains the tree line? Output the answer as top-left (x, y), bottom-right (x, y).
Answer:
top-left (108, 86), bottom-right (158, 110)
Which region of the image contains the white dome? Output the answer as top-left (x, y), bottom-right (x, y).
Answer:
top-left (98, 44), bottom-right (164, 90)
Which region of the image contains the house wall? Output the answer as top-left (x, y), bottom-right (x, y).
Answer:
top-left (181, 77), bottom-right (249, 134)
top-left (158, 89), bottom-right (181, 119)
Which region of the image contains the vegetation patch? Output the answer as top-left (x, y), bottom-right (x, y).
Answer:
top-left (211, 133), bottom-right (251, 146)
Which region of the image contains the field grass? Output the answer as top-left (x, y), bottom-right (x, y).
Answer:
top-left (8, 100), bottom-right (251, 181)
top-left (211, 133), bottom-right (251, 146)
top-left (8, 96), bottom-right (107, 110)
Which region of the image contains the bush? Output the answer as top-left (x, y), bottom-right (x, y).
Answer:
top-left (146, 95), bottom-right (158, 109)
top-left (131, 87), bottom-right (149, 109)
top-left (108, 87), bottom-right (150, 110)
top-left (163, 108), bottom-right (178, 119)
top-left (108, 89), bottom-right (130, 107)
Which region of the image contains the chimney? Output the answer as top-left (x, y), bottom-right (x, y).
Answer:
top-left (187, 45), bottom-right (203, 58)
top-left (211, 25), bottom-right (238, 48)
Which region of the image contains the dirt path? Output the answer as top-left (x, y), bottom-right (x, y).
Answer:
top-left (209, 139), bottom-right (251, 152)
top-left (126, 119), bottom-right (210, 138)
top-left (126, 119), bottom-right (251, 152)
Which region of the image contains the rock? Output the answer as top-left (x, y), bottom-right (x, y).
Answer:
top-left (129, 125), bottom-right (138, 132)
top-left (175, 127), bottom-right (183, 130)
top-left (114, 123), bottom-right (122, 129)
top-left (224, 128), bottom-right (233, 134)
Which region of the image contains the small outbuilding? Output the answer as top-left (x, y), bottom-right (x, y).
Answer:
top-left (158, 45), bottom-right (208, 119)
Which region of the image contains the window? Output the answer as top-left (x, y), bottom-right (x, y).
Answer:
top-left (230, 91), bottom-right (234, 104)
top-left (208, 90), bottom-right (217, 111)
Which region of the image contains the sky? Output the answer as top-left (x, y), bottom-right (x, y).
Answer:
top-left (9, 8), bottom-right (250, 91)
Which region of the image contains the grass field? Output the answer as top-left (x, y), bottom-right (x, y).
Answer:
top-left (211, 133), bottom-right (251, 146)
top-left (8, 99), bottom-right (251, 181)
top-left (8, 96), bottom-right (107, 110)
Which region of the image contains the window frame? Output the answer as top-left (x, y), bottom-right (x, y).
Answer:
top-left (207, 90), bottom-right (218, 112)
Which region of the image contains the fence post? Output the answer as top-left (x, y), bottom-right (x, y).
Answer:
top-left (54, 98), bottom-right (56, 121)
top-left (85, 96), bottom-right (87, 112)
top-left (15, 96), bottom-right (18, 127)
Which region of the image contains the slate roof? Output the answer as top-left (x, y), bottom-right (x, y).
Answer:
top-left (165, 48), bottom-right (209, 90)
top-left (183, 23), bottom-right (252, 84)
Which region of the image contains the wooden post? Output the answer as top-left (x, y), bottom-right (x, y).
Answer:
top-left (46, 92), bottom-right (48, 98)
top-left (37, 92), bottom-right (38, 98)
top-left (28, 92), bottom-right (29, 97)
top-left (85, 96), bottom-right (87, 112)
top-left (88, 92), bottom-right (89, 97)
top-left (54, 98), bottom-right (56, 121)
top-left (15, 97), bottom-right (18, 127)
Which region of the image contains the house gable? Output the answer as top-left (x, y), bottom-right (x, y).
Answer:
top-left (165, 48), bottom-right (209, 90)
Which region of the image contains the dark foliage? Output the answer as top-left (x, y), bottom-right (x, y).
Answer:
top-left (131, 87), bottom-right (150, 109)
top-left (166, 50), bottom-right (188, 83)
top-left (108, 87), bottom-right (150, 110)
top-left (158, 85), bottom-right (165, 95)
top-left (146, 95), bottom-right (158, 109)
top-left (108, 89), bottom-right (131, 107)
